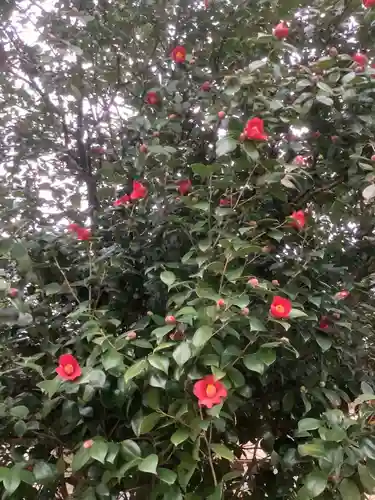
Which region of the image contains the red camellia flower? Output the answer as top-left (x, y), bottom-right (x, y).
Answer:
top-left (56, 354), bottom-right (81, 381)
top-left (219, 198), bottom-right (232, 206)
top-left (177, 179), bottom-right (192, 195)
top-left (217, 298), bottom-right (225, 308)
top-left (363, 0), bottom-right (375, 7)
top-left (130, 181), bottom-right (148, 200)
top-left (76, 228), bottom-right (91, 241)
top-left (68, 224), bottom-right (91, 241)
top-left (289, 210), bottom-right (305, 230)
top-left (193, 375), bottom-right (227, 408)
top-left (270, 296), bottom-right (292, 319)
top-left (146, 91), bottom-right (158, 105)
top-left (335, 290), bottom-right (350, 300)
top-left (171, 46), bottom-right (186, 63)
top-left (83, 439), bottom-right (94, 449)
top-left (294, 155), bottom-right (306, 166)
top-left (91, 146), bottom-right (105, 155)
top-left (113, 194), bottom-right (131, 207)
top-left (244, 117), bottom-right (268, 141)
top-left (319, 316), bottom-right (330, 330)
top-left (273, 22), bottom-right (289, 40)
top-left (8, 288), bottom-right (18, 297)
top-left (353, 53), bottom-right (368, 66)
top-left (165, 315), bottom-right (176, 325)
top-left (201, 81), bottom-right (211, 91)
top-left (248, 277), bottom-right (259, 287)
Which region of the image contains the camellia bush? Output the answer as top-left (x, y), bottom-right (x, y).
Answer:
top-left (2, 0), bottom-right (375, 498)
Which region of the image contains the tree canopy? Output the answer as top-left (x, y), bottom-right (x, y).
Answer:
top-left (1, 0), bottom-right (375, 498)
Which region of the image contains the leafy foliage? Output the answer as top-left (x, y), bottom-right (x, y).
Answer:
top-left (1, 0), bottom-right (375, 498)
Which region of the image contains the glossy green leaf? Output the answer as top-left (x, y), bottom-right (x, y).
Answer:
top-left (171, 428), bottom-right (190, 446)
top-left (138, 454), bottom-right (158, 474)
top-left (192, 325), bottom-right (214, 347)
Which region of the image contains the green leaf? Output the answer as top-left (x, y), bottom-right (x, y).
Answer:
top-left (298, 440), bottom-right (326, 458)
top-left (358, 464), bottom-right (375, 493)
top-left (124, 359), bottom-right (148, 383)
top-left (249, 317), bottom-right (267, 331)
top-left (257, 348), bottom-right (276, 366)
top-left (216, 137), bottom-right (237, 157)
top-left (139, 412), bottom-right (162, 434)
top-left (192, 325), bottom-right (214, 347)
top-left (80, 369), bottom-right (106, 388)
top-left (243, 354), bottom-right (264, 374)
top-left (317, 81), bottom-right (333, 95)
top-left (289, 309), bottom-right (308, 319)
top-left (102, 349), bottom-right (123, 371)
top-left (121, 440), bottom-right (142, 459)
top-left (3, 467), bottom-right (21, 494)
top-left (298, 418), bottom-right (321, 432)
top-left (148, 354), bottom-right (169, 374)
top-left (173, 342), bottom-right (192, 366)
top-left (33, 462), bottom-right (55, 482)
top-left (138, 454), bottom-right (158, 474)
top-left (171, 428), bottom-right (190, 446)
top-left (90, 441), bottom-right (108, 464)
top-left (152, 325), bottom-right (175, 339)
top-left (158, 468), bottom-right (177, 485)
top-left (160, 271), bottom-right (176, 287)
top-left (316, 94), bottom-right (333, 106)
top-left (10, 405), bottom-right (29, 419)
top-left (315, 334), bottom-right (332, 352)
top-left (338, 478), bottom-right (361, 500)
top-left (44, 282), bottom-right (61, 296)
top-left (243, 141), bottom-right (260, 161)
top-left (304, 470), bottom-right (327, 497)
top-left (14, 420), bottom-right (26, 437)
top-left (72, 447), bottom-right (91, 472)
top-left (210, 444), bottom-right (234, 461)
top-left (37, 378), bottom-right (61, 398)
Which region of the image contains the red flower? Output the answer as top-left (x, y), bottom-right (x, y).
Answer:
top-left (219, 198), bottom-right (233, 206)
top-left (146, 91), bottom-right (158, 105)
top-left (91, 146), bottom-right (105, 155)
top-left (248, 277), bottom-right (259, 287)
top-left (335, 290), bottom-right (349, 300)
top-left (113, 194), bottom-right (130, 207)
top-left (8, 288), bottom-right (18, 297)
top-left (353, 53), bottom-right (368, 66)
top-left (201, 81), bottom-right (211, 91)
top-left (130, 181), bottom-right (148, 200)
top-left (56, 354), bottom-right (81, 381)
top-left (270, 296), bottom-right (292, 319)
top-left (294, 155), bottom-right (306, 166)
top-left (244, 118), bottom-right (268, 141)
top-left (177, 179), bottom-right (192, 195)
top-left (76, 228), bottom-right (91, 241)
top-left (193, 375), bottom-right (227, 408)
top-left (319, 316), bottom-right (329, 330)
top-left (273, 22), bottom-right (289, 40)
top-left (171, 46), bottom-right (186, 63)
top-left (68, 224), bottom-right (91, 241)
top-left (289, 210), bottom-right (305, 230)
top-left (83, 439), bottom-right (94, 449)
top-left (68, 223), bottom-right (79, 232)
top-left (364, 0), bottom-right (375, 7)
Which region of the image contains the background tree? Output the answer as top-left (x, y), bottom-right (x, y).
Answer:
top-left (1, 0), bottom-right (375, 498)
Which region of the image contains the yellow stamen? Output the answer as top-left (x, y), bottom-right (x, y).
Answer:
top-left (206, 384), bottom-right (217, 398)
top-left (176, 52), bottom-right (183, 60)
top-left (275, 305), bottom-right (285, 313)
top-left (64, 364), bottom-right (74, 375)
